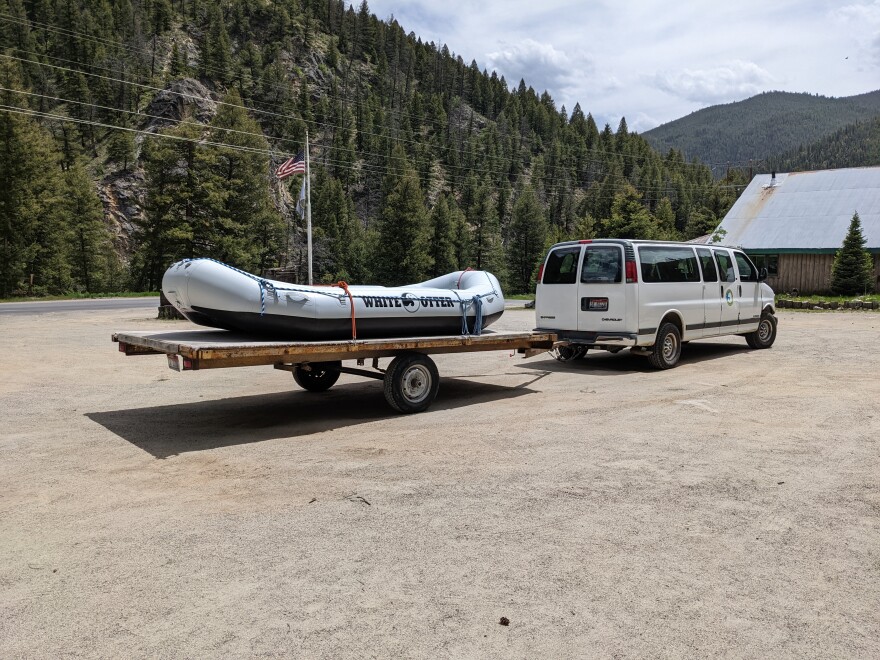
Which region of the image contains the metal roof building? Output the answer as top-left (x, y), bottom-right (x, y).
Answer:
top-left (714, 167), bottom-right (880, 294)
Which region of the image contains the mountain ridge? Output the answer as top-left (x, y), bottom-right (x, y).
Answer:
top-left (642, 90), bottom-right (880, 174)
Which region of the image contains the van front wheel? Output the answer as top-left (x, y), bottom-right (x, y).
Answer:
top-left (649, 323), bottom-right (682, 369)
top-left (745, 313), bottom-right (777, 349)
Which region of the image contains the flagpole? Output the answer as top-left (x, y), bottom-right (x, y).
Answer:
top-left (305, 130), bottom-right (313, 285)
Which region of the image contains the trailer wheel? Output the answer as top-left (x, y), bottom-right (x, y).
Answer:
top-left (384, 353), bottom-right (439, 414)
top-left (292, 361), bottom-right (341, 392)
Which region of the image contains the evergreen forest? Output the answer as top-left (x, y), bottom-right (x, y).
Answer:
top-left (768, 116), bottom-right (880, 173)
top-left (1, 0), bottom-right (754, 297)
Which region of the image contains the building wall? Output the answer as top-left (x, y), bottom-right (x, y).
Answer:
top-left (766, 253), bottom-right (880, 294)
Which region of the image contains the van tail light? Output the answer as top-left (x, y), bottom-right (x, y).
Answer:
top-left (578, 239), bottom-right (593, 244)
top-left (625, 260), bottom-right (637, 283)
top-left (537, 263), bottom-right (545, 283)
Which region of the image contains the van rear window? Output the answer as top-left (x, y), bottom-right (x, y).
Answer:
top-left (581, 246), bottom-right (622, 283)
top-left (638, 246), bottom-right (700, 283)
top-left (542, 247), bottom-right (580, 284)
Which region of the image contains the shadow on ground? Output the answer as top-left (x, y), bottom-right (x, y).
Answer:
top-left (520, 341), bottom-right (753, 376)
top-left (87, 373), bottom-right (548, 459)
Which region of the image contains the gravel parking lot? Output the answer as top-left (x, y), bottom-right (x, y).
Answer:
top-left (1, 306), bottom-right (878, 658)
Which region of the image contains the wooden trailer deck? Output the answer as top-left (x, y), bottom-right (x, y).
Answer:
top-left (113, 329), bottom-right (557, 413)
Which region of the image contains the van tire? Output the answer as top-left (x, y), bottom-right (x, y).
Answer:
top-left (649, 323), bottom-right (682, 369)
top-left (745, 312), bottom-right (777, 349)
top-left (552, 345), bottom-right (586, 362)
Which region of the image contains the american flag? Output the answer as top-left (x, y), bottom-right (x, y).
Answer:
top-left (276, 150), bottom-right (305, 179)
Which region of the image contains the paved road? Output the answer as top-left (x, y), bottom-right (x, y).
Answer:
top-left (0, 297), bottom-right (160, 315)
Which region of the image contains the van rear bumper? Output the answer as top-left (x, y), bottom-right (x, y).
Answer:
top-left (539, 329), bottom-right (638, 346)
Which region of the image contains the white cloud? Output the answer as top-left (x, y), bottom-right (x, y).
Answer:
top-left (367, 1), bottom-right (880, 127)
top-left (486, 39), bottom-right (581, 95)
top-left (831, 1), bottom-right (880, 24)
top-left (831, 1), bottom-right (880, 69)
top-left (651, 60), bottom-right (777, 105)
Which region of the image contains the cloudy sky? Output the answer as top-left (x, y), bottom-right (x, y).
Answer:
top-left (366, 0), bottom-right (880, 132)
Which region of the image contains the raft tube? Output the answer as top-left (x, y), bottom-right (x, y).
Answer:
top-left (162, 258), bottom-right (505, 340)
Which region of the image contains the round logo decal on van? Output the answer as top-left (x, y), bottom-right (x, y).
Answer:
top-left (725, 289), bottom-right (734, 306)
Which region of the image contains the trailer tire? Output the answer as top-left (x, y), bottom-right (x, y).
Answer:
top-left (384, 353), bottom-right (439, 414)
top-left (648, 323), bottom-right (682, 369)
top-left (293, 361), bottom-right (341, 392)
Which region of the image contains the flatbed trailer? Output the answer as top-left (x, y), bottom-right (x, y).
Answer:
top-left (113, 329), bottom-right (556, 413)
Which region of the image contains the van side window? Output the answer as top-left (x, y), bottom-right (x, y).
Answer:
top-left (734, 251), bottom-right (758, 282)
top-left (581, 246), bottom-right (622, 284)
top-left (695, 247), bottom-right (718, 282)
top-left (542, 247), bottom-right (580, 284)
top-left (638, 246), bottom-right (700, 283)
top-left (714, 250), bottom-right (735, 282)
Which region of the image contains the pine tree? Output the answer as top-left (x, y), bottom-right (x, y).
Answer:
top-left (683, 207), bottom-right (717, 240)
top-left (468, 181), bottom-right (506, 286)
top-left (654, 197), bottom-right (678, 238)
top-left (197, 91), bottom-right (283, 272)
top-left (201, 4), bottom-right (233, 84)
top-left (831, 212), bottom-right (874, 295)
top-left (135, 131), bottom-right (191, 290)
top-left (63, 164), bottom-right (112, 292)
top-left (0, 61), bottom-right (68, 296)
top-left (602, 184), bottom-right (658, 239)
top-left (311, 168), bottom-right (365, 282)
top-left (169, 41), bottom-right (188, 78)
top-left (428, 194), bottom-right (457, 277)
top-left (106, 129), bottom-right (135, 172)
top-left (375, 158), bottom-right (432, 285)
top-left (507, 185), bottom-right (547, 293)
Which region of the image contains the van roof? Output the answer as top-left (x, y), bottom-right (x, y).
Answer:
top-left (550, 239), bottom-right (736, 249)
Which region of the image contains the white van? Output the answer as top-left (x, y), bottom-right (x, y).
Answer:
top-left (535, 239), bottom-right (777, 369)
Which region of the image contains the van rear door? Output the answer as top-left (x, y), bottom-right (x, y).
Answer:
top-left (577, 244), bottom-right (627, 333)
top-left (535, 245), bottom-right (582, 331)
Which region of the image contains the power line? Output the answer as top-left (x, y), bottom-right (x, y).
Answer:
top-left (1, 101), bottom-right (745, 202)
top-left (0, 31), bottom-right (753, 174)
top-left (0, 11), bottom-right (460, 136)
top-left (4, 48), bottom-right (741, 190)
top-left (0, 103), bottom-right (275, 157)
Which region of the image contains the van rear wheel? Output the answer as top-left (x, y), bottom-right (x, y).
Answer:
top-left (649, 323), bottom-right (682, 369)
top-left (552, 345), bottom-right (586, 362)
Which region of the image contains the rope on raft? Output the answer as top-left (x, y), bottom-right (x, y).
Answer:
top-left (179, 258), bottom-right (496, 336)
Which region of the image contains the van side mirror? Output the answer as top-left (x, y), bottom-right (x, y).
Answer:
top-left (758, 267), bottom-right (768, 282)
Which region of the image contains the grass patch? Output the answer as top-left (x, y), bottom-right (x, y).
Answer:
top-left (776, 293), bottom-right (880, 303)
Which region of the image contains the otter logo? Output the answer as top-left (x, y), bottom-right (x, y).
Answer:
top-left (400, 292), bottom-right (421, 313)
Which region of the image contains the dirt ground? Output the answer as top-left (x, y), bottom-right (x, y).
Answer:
top-left (1, 306), bottom-right (878, 658)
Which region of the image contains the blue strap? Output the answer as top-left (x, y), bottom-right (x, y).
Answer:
top-left (456, 294), bottom-right (485, 336)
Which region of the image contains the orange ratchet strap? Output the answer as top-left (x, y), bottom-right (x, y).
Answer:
top-left (336, 281), bottom-right (357, 339)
